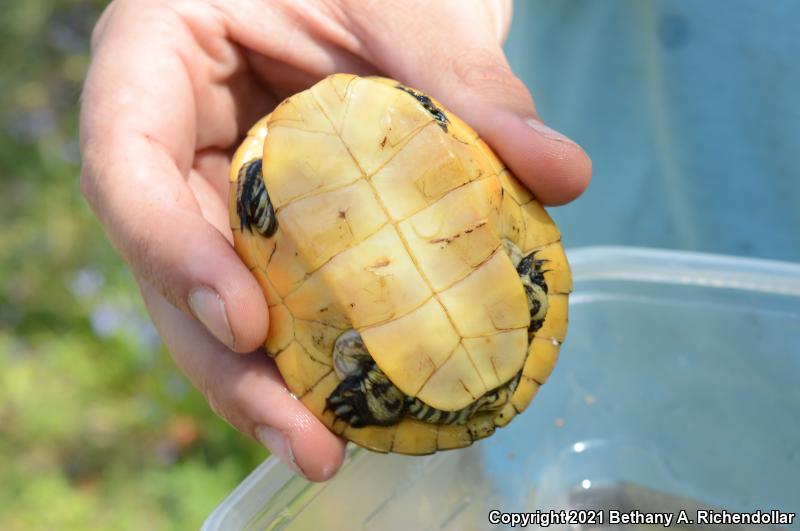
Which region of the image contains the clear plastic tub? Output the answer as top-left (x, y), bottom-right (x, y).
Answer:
top-left (203, 247), bottom-right (800, 531)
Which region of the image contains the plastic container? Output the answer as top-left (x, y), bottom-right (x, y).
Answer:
top-left (203, 247), bottom-right (800, 531)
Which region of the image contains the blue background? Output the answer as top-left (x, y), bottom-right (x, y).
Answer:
top-left (505, 0), bottom-right (800, 262)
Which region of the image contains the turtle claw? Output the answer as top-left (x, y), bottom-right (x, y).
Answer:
top-left (326, 365), bottom-right (407, 428)
top-left (326, 375), bottom-right (372, 428)
top-left (331, 397), bottom-right (366, 429)
top-left (326, 391), bottom-right (371, 428)
top-left (333, 404), bottom-right (353, 417)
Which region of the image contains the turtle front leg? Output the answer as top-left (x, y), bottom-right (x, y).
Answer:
top-left (326, 330), bottom-right (407, 428)
top-left (236, 159), bottom-right (278, 237)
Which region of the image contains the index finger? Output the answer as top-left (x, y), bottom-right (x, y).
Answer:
top-left (80, 1), bottom-right (270, 351)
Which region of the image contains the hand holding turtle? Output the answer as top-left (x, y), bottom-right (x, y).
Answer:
top-left (80, 0), bottom-right (591, 481)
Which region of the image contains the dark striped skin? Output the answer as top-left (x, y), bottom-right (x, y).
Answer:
top-left (236, 159), bottom-right (277, 237)
top-left (326, 357), bottom-right (407, 427)
top-left (517, 251), bottom-right (550, 339)
top-left (395, 84), bottom-right (450, 131)
top-left (405, 373), bottom-right (521, 425)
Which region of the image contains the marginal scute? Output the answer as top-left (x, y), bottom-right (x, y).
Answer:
top-left (492, 402), bottom-right (517, 428)
top-left (251, 267), bottom-right (282, 307)
top-left (264, 229), bottom-right (309, 297)
top-left (298, 371), bottom-right (340, 427)
top-left (523, 337), bottom-right (561, 383)
top-left (436, 424), bottom-right (474, 450)
top-left (534, 242), bottom-right (573, 294)
top-left (275, 342), bottom-right (332, 397)
top-left (466, 413), bottom-right (496, 441)
top-left (475, 139), bottom-right (505, 176)
top-left (497, 191), bottom-right (526, 245)
top-left (441, 108), bottom-right (478, 143)
top-left (284, 271), bottom-right (350, 328)
top-left (232, 227), bottom-right (274, 271)
top-left (293, 319), bottom-right (341, 366)
top-left (535, 293), bottom-right (569, 343)
top-left (265, 304), bottom-right (294, 354)
top-left (383, 94), bottom-right (436, 148)
top-left (391, 419), bottom-right (439, 455)
top-left (343, 424), bottom-right (394, 453)
top-left (521, 202), bottom-right (562, 252)
top-left (510, 376), bottom-right (540, 413)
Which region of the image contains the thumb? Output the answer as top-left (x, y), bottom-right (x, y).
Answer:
top-left (347, 0), bottom-right (591, 205)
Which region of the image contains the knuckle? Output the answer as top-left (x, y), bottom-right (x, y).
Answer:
top-left (78, 164), bottom-right (99, 208)
top-left (78, 135), bottom-right (105, 211)
top-left (484, 0), bottom-right (513, 41)
top-left (126, 231), bottom-right (184, 311)
top-left (451, 48), bottom-right (531, 103)
top-left (198, 368), bottom-right (246, 432)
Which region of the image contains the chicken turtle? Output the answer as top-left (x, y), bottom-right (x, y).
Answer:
top-left (229, 74), bottom-right (571, 454)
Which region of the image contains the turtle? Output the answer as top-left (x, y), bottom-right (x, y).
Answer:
top-left (228, 74), bottom-right (571, 455)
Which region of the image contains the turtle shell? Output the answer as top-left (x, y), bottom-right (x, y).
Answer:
top-left (229, 74), bottom-right (571, 455)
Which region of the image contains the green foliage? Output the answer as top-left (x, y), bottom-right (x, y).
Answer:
top-left (0, 2), bottom-right (265, 528)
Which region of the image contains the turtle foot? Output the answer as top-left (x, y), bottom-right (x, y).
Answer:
top-left (326, 364), bottom-right (406, 428)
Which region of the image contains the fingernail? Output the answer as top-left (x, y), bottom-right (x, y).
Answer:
top-left (188, 287), bottom-right (235, 350)
top-left (255, 425), bottom-right (306, 478)
top-left (524, 118), bottom-right (578, 146)
top-left (320, 462), bottom-right (336, 482)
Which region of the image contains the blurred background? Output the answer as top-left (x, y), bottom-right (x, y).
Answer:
top-left (0, 2), bottom-right (265, 529)
top-left (2, 0), bottom-right (798, 529)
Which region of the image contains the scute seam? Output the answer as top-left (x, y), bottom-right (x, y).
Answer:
top-left (409, 340), bottom-right (461, 399)
top-left (308, 80), bottom-right (472, 364)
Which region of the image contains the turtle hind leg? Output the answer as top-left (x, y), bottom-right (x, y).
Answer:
top-left (500, 240), bottom-right (550, 339)
top-left (517, 251), bottom-right (550, 339)
top-left (327, 330), bottom-right (407, 428)
top-left (326, 361), bottom-right (407, 427)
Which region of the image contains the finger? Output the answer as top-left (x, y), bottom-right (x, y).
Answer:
top-left (217, 2), bottom-right (379, 98)
top-left (484, 0), bottom-right (513, 43)
top-left (192, 148), bottom-right (237, 216)
top-left (140, 280), bottom-right (347, 482)
top-left (80, 2), bottom-right (270, 351)
top-left (244, 50), bottom-right (377, 101)
top-left (345, 0), bottom-right (592, 205)
top-left (81, 133), bottom-right (269, 352)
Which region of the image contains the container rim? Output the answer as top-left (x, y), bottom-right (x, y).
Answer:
top-left (202, 246), bottom-right (800, 530)
top-left (567, 246), bottom-right (800, 296)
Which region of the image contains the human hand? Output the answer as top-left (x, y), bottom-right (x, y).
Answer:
top-left (80, 0), bottom-right (591, 482)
